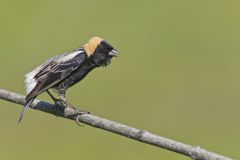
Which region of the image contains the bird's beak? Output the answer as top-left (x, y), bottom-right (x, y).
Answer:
top-left (108, 49), bottom-right (119, 57)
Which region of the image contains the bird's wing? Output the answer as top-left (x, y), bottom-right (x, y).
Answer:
top-left (25, 49), bottom-right (86, 100)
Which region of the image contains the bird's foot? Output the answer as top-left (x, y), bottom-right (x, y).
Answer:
top-left (52, 96), bottom-right (91, 126)
top-left (75, 110), bottom-right (91, 126)
top-left (68, 105), bottom-right (91, 114)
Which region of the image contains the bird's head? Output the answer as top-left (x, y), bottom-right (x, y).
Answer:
top-left (83, 36), bottom-right (119, 67)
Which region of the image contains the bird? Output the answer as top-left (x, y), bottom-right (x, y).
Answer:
top-left (18, 36), bottom-right (119, 123)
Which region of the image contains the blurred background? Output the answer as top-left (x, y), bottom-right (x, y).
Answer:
top-left (0, 0), bottom-right (239, 159)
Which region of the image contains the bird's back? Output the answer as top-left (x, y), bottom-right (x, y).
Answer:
top-left (24, 49), bottom-right (86, 100)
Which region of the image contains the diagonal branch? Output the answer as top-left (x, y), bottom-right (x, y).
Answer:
top-left (0, 89), bottom-right (233, 160)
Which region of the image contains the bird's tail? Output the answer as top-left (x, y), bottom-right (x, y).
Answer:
top-left (18, 97), bottom-right (35, 124)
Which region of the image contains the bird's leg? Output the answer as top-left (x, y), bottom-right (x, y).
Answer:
top-left (58, 93), bottom-right (78, 110)
top-left (46, 90), bottom-right (63, 116)
top-left (46, 90), bottom-right (58, 102)
top-left (58, 93), bottom-right (91, 126)
top-left (46, 90), bottom-right (69, 108)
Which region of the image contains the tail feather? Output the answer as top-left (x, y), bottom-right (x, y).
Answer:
top-left (18, 98), bottom-right (35, 123)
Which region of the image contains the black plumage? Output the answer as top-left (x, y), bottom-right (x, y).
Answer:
top-left (19, 37), bottom-right (118, 123)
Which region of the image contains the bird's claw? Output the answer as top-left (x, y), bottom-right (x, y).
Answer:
top-left (75, 110), bottom-right (91, 126)
top-left (54, 100), bottom-right (91, 126)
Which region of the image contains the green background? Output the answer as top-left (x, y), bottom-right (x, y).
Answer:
top-left (0, 0), bottom-right (239, 159)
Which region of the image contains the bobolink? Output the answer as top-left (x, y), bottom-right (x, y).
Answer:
top-left (19, 36), bottom-right (118, 123)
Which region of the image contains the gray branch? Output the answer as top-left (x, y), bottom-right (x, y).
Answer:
top-left (0, 89), bottom-right (233, 160)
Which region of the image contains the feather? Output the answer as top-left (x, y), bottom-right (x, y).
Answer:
top-left (25, 49), bottom-right (86, 100)
top-left (18, 98), bottom-right (34, 123)
top-left (24, 50), bottom-right (84, 94)
top-left (24, 55), bottom-right (60, 93)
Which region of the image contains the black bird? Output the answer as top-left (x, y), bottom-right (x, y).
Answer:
top-left (19, 36), bottom-right (118, 123)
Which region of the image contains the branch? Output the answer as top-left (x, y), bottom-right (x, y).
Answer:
top-left (0, 89), bottom-right (233, 160)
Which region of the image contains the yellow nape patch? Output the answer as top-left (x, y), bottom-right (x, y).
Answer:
top-left (83, 36), bottom-right (103, 57)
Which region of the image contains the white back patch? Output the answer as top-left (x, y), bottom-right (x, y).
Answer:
top-left (57, 50), bottom-right (84, 63)
top-left (25, 79), bottom-right (37, 94)
top-left (25, 70), bottom-right (38, 94)
top-left (24, 57), bottom-right (55, 94)
top-left (24, 49), bottom-right (84, 94)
